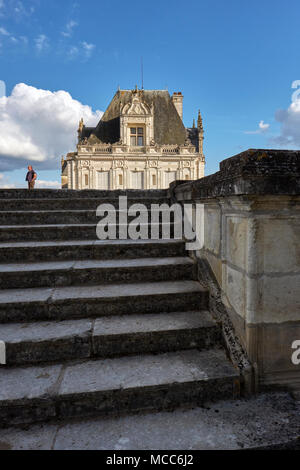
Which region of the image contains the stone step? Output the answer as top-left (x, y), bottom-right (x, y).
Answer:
top-left (0, 222), bottom-right (178, 242)
top-left (0, 257), bottom-right (196, 289)
top-left (0, 280), bottom-right (208, 323)
top-left (0, 348), bottom-right (239, 427)
top-left (1, 392), bottom-right (297, 450)
top-left (0, 239), bottom-right (186, 263)
top-left (1, 198), bottom-right (170, 211)
top-left (1, 311), bottom-right (221, 366)
top-left (0, 209), bottom-right (179, 225)
top-left (0, 189), bottom-right (168, 200)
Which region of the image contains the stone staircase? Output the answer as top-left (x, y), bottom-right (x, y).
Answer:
top-left (0, 189), bottom-right (240, 429)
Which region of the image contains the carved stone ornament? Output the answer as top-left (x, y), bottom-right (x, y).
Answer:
top-left (122, 96), bottom-right (151, 116)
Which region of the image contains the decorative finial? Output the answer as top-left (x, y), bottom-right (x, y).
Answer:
top-left (193, 119), bottom-right (195, 129)
top-left (197, 110), bottom-right (203, 132)
top-left (77, 118), bottom-right (84, 143)
top-left (78, 118), bottom-right (84, 133)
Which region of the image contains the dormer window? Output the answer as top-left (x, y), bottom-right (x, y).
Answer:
top-left (130, 127), bottom-right (144, 146)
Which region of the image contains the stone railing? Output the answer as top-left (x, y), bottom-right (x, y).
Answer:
top-left (94, 146), bottom-right (112, 153)
top-left (77, 143), bottom-right (197, 156)
top-left (171, 149), bottom-right (300, 393)
top-left (162, 145), bottom-right (179, 154)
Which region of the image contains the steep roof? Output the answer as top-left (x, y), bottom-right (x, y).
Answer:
top-left (83, 89), bottom-right (193, 146)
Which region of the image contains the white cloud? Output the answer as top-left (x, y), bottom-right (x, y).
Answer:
top-left (272, 96), bottom-right (300, 147)
top-left (35, 34), bottom-right (48, 52)
top-left (0, 0), bottom-right (35, 20)
top-left (82, 41), bottom-right (95, 58)
top-left (0, 173), bottom-right (16, 188)
top-left (244, 120), bottom-right (270, 135)
top-left (62, 20), bottom-right (78, 37)
top-left (0, 26), bottom-right (28, 47)
top-left (258, 120), bottom-right (270, 132)
top-left (67, 41), bottom-right (96, 60)
top-left (35, 180), bottom-right (61, 189)
top-left (68, 45), bottom-right (79, 58)
top-left (0, 26), bottom-right (9, 35)
top-left (0, 83), bottom-right (103, 171)
top-left (14, 1), bottom-right (34, 18)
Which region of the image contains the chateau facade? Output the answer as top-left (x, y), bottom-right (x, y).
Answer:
top-left (62, 87), bottom-right (205, 190)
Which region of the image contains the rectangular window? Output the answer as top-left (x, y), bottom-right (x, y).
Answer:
top-left (97, 171), bottom-right (110, 190)
top-left (130, 127), bottom-right (144, 146)
top-left (131, 171), bottom-right (144, 189)
top-left (85, 174), bottom-right (89, 186)
top-left (152, 174), bottom-right (156, 186)
top-left (164, 171), bottom-right (177, 188)
top-left (119, 174), bottom-right (123, 186)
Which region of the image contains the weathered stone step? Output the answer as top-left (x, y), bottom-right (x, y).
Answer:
top-left (0, 239), bottom-right (186, 263)
top-left (0, 223), bottom-right (178, 242)
top-left (0, 189), bottom-right (168, 199)
top-left (1, 198), bottom-right (170, 211)
top-left (0, 209), bottom-right (179, 225)
top-left (1, 311), bottom-right (221, 366)
top-left (1, 392), bottom-right (297, 450)
top-left (0, 348), bottom-right (239, 427)
top-left (0, 257), bottom-right (196, 289)
top-left (0, 280), bottom-right (208, 323)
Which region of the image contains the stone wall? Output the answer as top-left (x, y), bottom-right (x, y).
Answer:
top-left (173, 149), bottom-right (300, 392)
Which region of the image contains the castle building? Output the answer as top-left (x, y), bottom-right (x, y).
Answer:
top-left (61, 87), bottom-right (205, 190)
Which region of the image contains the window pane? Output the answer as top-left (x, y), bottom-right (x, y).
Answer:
top-left (137, 136), bottom-right (144, 146)
top-left (130, 136), bottom-right (136, 146)
top-left (130, 128), bottom-right (136, 135)
top-left (138, 127), bottom-right (144, 135)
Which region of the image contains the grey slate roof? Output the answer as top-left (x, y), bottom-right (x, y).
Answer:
top-left (81, 89), bottom-right (199, 146)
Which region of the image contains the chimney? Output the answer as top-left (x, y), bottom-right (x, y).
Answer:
top-left (171, 92), bottom-right (183, 120)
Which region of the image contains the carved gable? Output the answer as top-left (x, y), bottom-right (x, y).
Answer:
top-left (122, 97), bottom-right (151, 116)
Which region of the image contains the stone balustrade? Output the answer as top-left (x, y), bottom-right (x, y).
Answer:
top-left (172, 149), bottom-right (300, 392)
top-left (76, 143), bottom-right (196, 156)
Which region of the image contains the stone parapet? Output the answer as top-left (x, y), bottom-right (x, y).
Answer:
top-left (175, 149), bottom-right (300, 199)
top-left (174, 149), bottom-right (300, 392)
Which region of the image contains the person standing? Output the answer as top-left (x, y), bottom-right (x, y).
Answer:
top-left (26, 166), bottom-right (37, 190)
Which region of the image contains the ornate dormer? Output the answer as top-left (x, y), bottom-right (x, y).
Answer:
top-left (120, 89), bottom-right (154, 147)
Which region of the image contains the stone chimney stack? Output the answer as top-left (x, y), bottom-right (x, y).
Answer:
top-left (171, 92), bottom-right (183, 120)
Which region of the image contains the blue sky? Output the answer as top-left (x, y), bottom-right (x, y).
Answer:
top-left (0, 0), bottom-right (300, 187)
